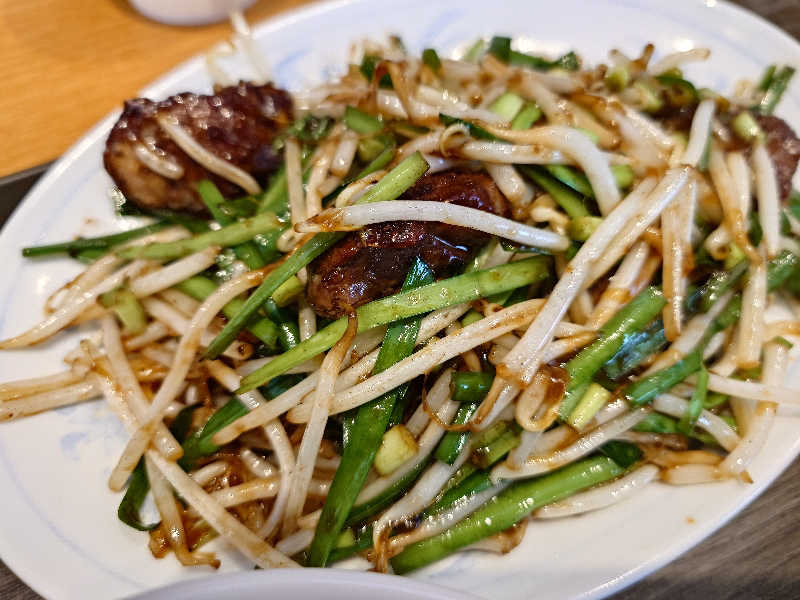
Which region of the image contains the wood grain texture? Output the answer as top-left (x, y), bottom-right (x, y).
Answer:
top-left (0, 0), bottom-right (798, 598)
top-left (0, 0), bottom-right (306, 176)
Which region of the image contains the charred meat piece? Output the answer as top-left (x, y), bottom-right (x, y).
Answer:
top-left (104, 82), bottom-right (292, 215)
top-left (306, 170), bottom-right (510, 319)
top-left (754, 115), bottom-right (800, 201)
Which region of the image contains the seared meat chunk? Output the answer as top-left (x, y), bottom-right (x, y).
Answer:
top-left (755, 114), bottom-right (800, 201)
top-left (104, 82), bottom-right (292, 215)
top-left (306, 170), bottom-right (510, 319)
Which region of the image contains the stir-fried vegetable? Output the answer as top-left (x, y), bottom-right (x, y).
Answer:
top-left (5, 27), bottom-right (800, 580)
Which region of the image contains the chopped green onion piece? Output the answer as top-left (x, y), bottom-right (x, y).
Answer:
top-left (605, 65), bottom-right (629, 91)
top-left (489, 91), bottom-right (525, 121)
top-left (271, 275), bottom-right (304, 307)
top-left (732, 111), bottom-right (764, 142)
top-left (374, 425), bottom-right (418, 475)
top-left (345, 106), bottom-right (383, 135)
top-left (511, 102), bottom-right (543, 130)
top-left (100, 287), bottom-right (147, 335)
top-left (422, 48), bottom-right (442, 73)
top-left (567, 382), bottom-right (611, 430)
top-left (451, 372), bottom-right (494, 404)
top-left (463, 39), bottom-right (487, 62)
top-left (679, 365), bottom-right (708, 433)
top-left (757, 66), bottom-right (795, 115)
top-left (599, 440), bottom-right (642, 469)
top-left (568, 215), bottom-right (603, 242)
top-left (518, 166), bottom-right (590, 219)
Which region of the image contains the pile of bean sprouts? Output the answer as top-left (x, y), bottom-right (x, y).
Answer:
top-left (1, 15), bottom-right (799, 577)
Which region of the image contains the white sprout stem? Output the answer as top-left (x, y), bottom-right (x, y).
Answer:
top-left (586, 170), bottom-right (688, 288)
top-left (108, 271), bottom-right (264, 491)
top-left (661, 464), bottom-right (729, 485)
top-left (203, 478), bottom-right (280, 510)
top-left (662, 179), bottom-right (697, 340)
top-left (190, 461), bottom-right (229, 487)
top-left (737, 260), bottom-right (767, 368)
top-left (376, 89), bottom-right (410, 119)
top-left (124, 321), bottom-right (171, 350)
top-left (708, 144), bottom-right (759, 263)
top-left (485, 163), bottom-right (534, 207)
top-left (45, 254), bottom-right (122, 313)
top-left (0, 260), bottom-right (148, 349)
top-left (141, 297), bottom-right (250, 360)
top-left (0, 379), bottom-right (99, 422)
top-left (0, 370), bottom-right (83, 402)
top-left (144, 454), bottom-right (218, 567)
top-left (288, 299), bottom-right (541, 423)
top-left (159, 288), bottom-right (201, 316)
top-left (501, 174), bottom-right (678, 384)
top-left (491, 407), bottom-right (651, 482)
top-left (694, 372), bottom-right (800, 405)
top-left (388, 484), bottom-right (506, 556)
top-left (297, 201), bottom-right (569, 251)
top-left (305, 139), bottom-right (337, 218)
top-left (156, 115), bottom-right (261, 194)
top-left (356, 392), bottom-right (460, 505)
top-left (156, 115), bottom-right (261, 195)
top-left (652, 394), bottom-right (740, 451)
top-left (330, 130), bottom-right (359, 177)
top-left (681, 99), bottom-right (715, 167)
top-left (720, 341), bottom-right (787, 475)
top-left (649, 48), bottom-right (710, 75)
top-left (129, 247), bottom-right (219, 297)
top-left (275, 529), bottom-right (315, 557)
top-left (644, 291), bottom-right (733, 375)
top-left (385, 62), bottom-right (439, 123)
top-left (133, 143), bottom-right (185, 179)
top-left (101, 316), bottom-right (181, 458)
top-left (146, 451), bottom-right (298, 568)
top-left (753, 143), bottom-right (781, 258)
top-left (416, 85), bottom-right (509, 125)
top-left (456, 141), bottom-right (568, 164)
top-left (622, 107), bottom-right (675, 152)
top-left (282, 317), bottom-right (356, 536)
top-left (535, 465), bottom-right (660, 518)
top-left (285, 138), bottom-right (307, 227)
top-left (229, 10), bottom-right (271, 82)
top-left (297, 296), bottom-right (317, 342)
top-left (373, 446), bottom-right (470, 552)
top-left (479, 124), bottom-right (620, 214)
top-left (201, 359), bottom-right (297, 540)
top-left (506, 430), bottom-right (542, 470)
top-left (405, 370), bottom-right (453, 438)
top-left (587, 241), bottom-right (650, 329)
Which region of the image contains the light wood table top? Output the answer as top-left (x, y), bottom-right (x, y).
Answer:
top-left (1, 1), bottom-right (799, 599)
top-left (0, 0), bottom-right (307, 177)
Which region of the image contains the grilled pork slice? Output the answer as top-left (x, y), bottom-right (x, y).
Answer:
top-left (754, 115), bottom-right (800, 201)
top-left (306, 170), bottom-right (511, 319)
top-left (104, 82), bottom-right (292, 215)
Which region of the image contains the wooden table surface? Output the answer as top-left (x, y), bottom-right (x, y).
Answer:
top-left (1, 0), bottom-right (798, 598)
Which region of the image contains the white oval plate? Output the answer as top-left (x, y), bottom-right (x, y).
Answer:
top-left (1, 1), bottom-right (799, 599)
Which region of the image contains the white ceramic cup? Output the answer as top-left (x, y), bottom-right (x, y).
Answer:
top-left (129, 0), bottom-right (258, 26)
